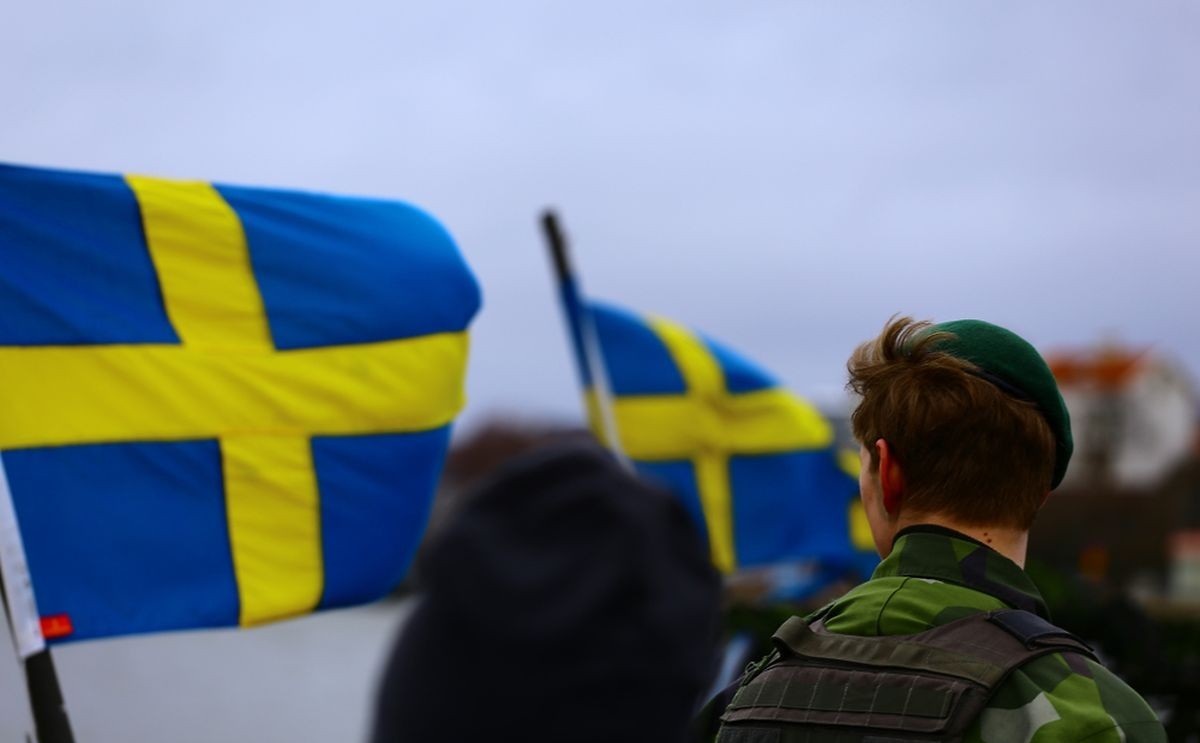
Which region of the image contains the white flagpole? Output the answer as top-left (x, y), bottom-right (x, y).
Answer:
top-left (0, 456), bottom-right (45, 660)
top-left (0, 455), bottom-right (76, 743)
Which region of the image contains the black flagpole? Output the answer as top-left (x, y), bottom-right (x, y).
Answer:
top-left (24, 650), bottom-right (74, 743)
top-left (0, 573), bottom-right (75, 743)
top-left (0, 483), bottom-right (75, 743)
top-left (540, 210), bottom-right (631, 469)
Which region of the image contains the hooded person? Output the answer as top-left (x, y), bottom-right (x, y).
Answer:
top-left (370, 443), bottom-right (722, 743)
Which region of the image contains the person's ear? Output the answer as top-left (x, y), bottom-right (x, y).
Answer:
top-left (875, 439), bottom-right (904, 516)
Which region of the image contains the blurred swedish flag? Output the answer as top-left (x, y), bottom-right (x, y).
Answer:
top-left (585, 303), bottom-right (876, 580)
top-left (0, 163), bottom-right (481, 643)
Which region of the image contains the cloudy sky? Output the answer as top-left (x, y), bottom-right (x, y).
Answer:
top-left (5, 1), bottom-right (1198, 428)
top-left (2, 4), bottom-right (1198, 739)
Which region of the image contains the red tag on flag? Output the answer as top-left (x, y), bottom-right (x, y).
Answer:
top-left (40, 614), bottom-right (73, 639)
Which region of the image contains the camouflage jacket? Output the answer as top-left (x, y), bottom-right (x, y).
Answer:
top-left (718, 525), bottom-right (1165, 743)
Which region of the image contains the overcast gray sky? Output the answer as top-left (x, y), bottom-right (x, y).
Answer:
top-left (4, 1), bottom-right (1199, 428)
top-left (2, 4), bottom-right (1198, 739)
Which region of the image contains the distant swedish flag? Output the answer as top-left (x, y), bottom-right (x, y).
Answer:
top-left (0, 163), bottom-right (481, 643)
top-left (585, 303), bottom-right (875, 577)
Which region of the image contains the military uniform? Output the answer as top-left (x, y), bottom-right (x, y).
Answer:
top-left (717, 526), bottom-right (1165, 743)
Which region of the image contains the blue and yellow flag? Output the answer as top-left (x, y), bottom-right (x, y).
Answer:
top-left (0, 163), bottom-right (481, 643)
top-left (585, 303), bottom-right (876, 580)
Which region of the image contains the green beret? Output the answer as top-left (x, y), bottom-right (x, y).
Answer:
top-left (927, 319), bottom-right (1073, 489)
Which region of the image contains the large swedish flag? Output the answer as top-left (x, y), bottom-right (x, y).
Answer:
top-left (0, 163), bottom-right (481, 643)
top-left (586, 303), bottom-right (875, 578)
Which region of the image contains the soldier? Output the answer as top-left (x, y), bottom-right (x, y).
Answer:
top-left (711, 318), bottom-right (1165, 742)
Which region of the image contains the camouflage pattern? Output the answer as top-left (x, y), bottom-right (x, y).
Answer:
top-left (724, 527), bottom-right (1166, 743)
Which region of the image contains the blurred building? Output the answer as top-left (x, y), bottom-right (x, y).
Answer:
top-left (1031, 345), bottom-right (1200, 602)
top-left (1050, 347), bottom-right (1196, 491)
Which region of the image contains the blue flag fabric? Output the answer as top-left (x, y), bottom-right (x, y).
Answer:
top-left (583, 302), bottom-right (877, 588)
top-left (0, 163), bottom-right (481, 643)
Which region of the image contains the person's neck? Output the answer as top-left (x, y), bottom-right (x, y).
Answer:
top-left (894, 515), bottom-right (1030, 568)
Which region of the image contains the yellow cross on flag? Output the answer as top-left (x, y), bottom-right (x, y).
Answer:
top-left (0, 163), bottom-right (480, 642)
top-left (583, 303), bottom-right (876, 584)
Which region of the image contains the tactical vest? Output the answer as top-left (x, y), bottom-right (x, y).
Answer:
top-left (717, 609), bottom-right (1097, 743)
